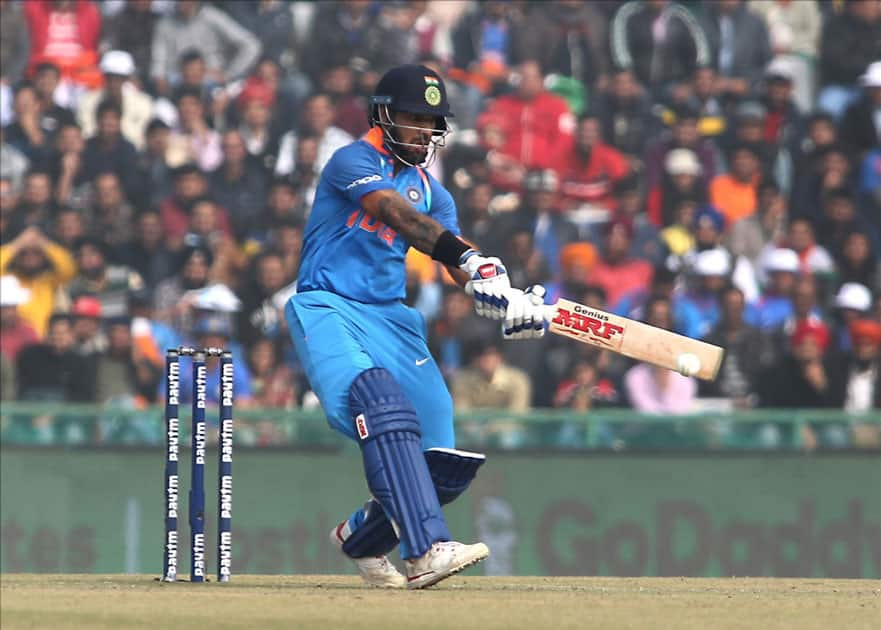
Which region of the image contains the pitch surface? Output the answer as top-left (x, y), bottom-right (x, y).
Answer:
top-left (1, 574), bottom-right (878, 629)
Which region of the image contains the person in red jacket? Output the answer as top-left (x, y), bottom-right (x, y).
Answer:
top-left (557, 113), bottom-right (630, 213)
top-left (477, 59), bottom-right (575, 190)
top-left (23, 0), bottom-right (102, 91)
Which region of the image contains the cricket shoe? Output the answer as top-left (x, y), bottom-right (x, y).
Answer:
top-left (405, 541), bottom-right (490, 589)
top-left (330, 521), bottom-right (406, 588)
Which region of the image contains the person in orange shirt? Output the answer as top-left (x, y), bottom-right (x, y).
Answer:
top-left (709, 142), bottom-right (763, 226)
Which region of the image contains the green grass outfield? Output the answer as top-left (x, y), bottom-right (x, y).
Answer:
top-left (1, 574), bottom-right (879, 630)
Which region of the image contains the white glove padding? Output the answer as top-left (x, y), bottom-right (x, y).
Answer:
top-left (461, 253), bottom-right (510, 319)
top-left (502, 285), bottom-right (547, 340)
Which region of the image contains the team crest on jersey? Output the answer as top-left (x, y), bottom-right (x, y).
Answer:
top-left (405, 187), bottom-right (422, 204)
top-left (424, 85), bottom-right (442, 106)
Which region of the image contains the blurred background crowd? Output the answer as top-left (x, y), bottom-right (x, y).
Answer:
top-left (0, 0), bottom-right (879, 419)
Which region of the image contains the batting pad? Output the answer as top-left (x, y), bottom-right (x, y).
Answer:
top-left (342, 499), bottom-right (398, 558)
top-left (424, 447), bottom-right (486, 505)
top-left (349, 368), bottom-right (450, 559)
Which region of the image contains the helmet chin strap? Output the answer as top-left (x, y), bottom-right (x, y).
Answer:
top-left (376, 104), bottom-right (447, 168)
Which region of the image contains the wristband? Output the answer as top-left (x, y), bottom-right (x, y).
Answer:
top-left (431, 230), bottom-right (473, 267)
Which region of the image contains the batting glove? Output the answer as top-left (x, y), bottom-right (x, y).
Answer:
top-left (461, 252), bottom-right (510, 319)
top-left (502, 285), bottom-right (547, 340)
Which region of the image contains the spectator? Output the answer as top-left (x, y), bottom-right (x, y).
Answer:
top-left (0, 226), bottom-right (75, 336)
top-left (79, 100), bottom-right (139, 197)
top-left (172, 313), bottom-right (253, 407)
top-left (0, 129), bottom-right (31, 191)
top-left (616, 262), bottom-right (704, 339)
top-left (623, 296), bottom-right (697, 414)
top-left (592, 68), bottom-right (655, 160)
top-left (817, 187), bottom-right (879, 259)
top-left (320, 64), bottom-right (370, 139)
top-left (159, 164), bottom-right (230, 250)
top-left (544, 243), bottom-right (598, 305)
top-left (586, 217), bottom-right (653, 311)
top-left (709, 142), bottom-right (763, 226)
top-left (518, 0), bottom-right (610, 90)
top-left (94, 315), bottom-right (161, 406)
top-left (150, 0), bottom-right (261, 97)
top-left (429, 289), bottom-right (496, 379)
top-left (679, 247), bottom-right (730, 338)
top-left (235, 78), bottom-right (281, 173)
top-left (644, 104), bottom-right (721, 191)
top-left (209, 130), bottom-right (268, 240)
top-left (89, 172), bottom-right (135, 253)
top-left (831, 282), bottom-right (874, 354)
top-left (698, 0), bottom-right (772, 99)
top-left (749, 247), bottom-right (799, 330)
top-left (0, 275), bottom-right (38, 362)
top-left (0, 1), bottom-right (29, 91)
top-left (610, 0), bottom-right (711, 95)
top-left (702, 285), bottom-right (765, 404)
top-left (132, 118), bottom-right (173, 208)
top-left (452, 339), bottom-right (532, 412)
top-left (248, 336), bottom-right (296, 409)
top-left (267, 218), bottom-right (304, 283)
top-left (236, 251), bottom-right (295, 345)
top-left (4, 82), bottom-right (52, 164)
top-left (23, 0), bottom-right (102, 96)
top-left (7, 170), bottom-right (55, 236)
top-left (768, 275), bottom-right (824, 364)
top-left (646, 147), bottom-right (707, 227)
top-left (786, 217), bottom-right (835, 279)
top-left (836, 231), bottom-right (879, 289)
top-left (66, 236), bottom-right (144, 318)
top-left (725, 180), bottom-right (788, 268)
top-left (31, 62), bottom-right (76, 131)
top-left (817, 0), bottom-right (881, 119)
top-left (100, 0), bottom-right (159, 91)
top-left (50, 204), bottom-right (83, 249)
top-left (221, 1), bottom-right (295, 70)
top-left (166, 87), bottom-right (222, 172)
top-left (70, 295), bottom-right (106, 357)
top-left (275, 92), bottom-right (353, 178)
top-left (16, 313), bottom-right (96, 402)
top-left (49, 122), bottom-right (87, 207)
top-left (760, 58), bottom-right (804, 160)
top-left (153, 240), bottom-right (213, 332)
top-left (251, 178), bottom-right (307, 242)
top-left (612, 174), bottom-right (665, 266)
top-left (840, 61), bottom-right (881, 159)
top-left (557, 114), bottom-right (630, 213)
top-left (496, 170), bottom-right (578, 279)
top-left (687, 206), bottom-right (759, 303)
top-left (119, 208), bottom-right (175, 292)
top-left (828, 319), bottom-right (881, 412)
top-left (748, 0), bottom-right (822, 112)
top-left (758, 319), bottom-right (835, 408)
top-left (478, 60), bottom-right (575, 184)
top-left (77, 50), bottom-right (153, 150)
top-left (449, 1), bottom-right (523, 96)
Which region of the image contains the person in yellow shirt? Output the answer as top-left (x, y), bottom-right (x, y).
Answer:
top-left (709, 143), bottom-right (762, 226)
top-left (0, 226), bottom-right (76, 337)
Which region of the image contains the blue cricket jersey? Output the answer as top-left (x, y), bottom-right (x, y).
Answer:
top-left (296, 128), bottom-right (460, 304)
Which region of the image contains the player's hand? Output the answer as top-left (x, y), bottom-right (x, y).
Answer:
top-left (460, 252), bottom-right (510, 319)
top-left (502, 285), bottom-right (547, 340)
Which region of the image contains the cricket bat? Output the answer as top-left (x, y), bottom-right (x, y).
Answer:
top-left (543, 298), bottom-right (724, 381)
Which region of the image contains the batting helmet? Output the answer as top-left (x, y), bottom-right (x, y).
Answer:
top-left (369, 64), bottom-right (454, 166)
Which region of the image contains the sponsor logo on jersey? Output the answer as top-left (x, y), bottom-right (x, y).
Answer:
top-left (355, 413), bottom-right (369, 440)
top-left (345, 174), bottom-right (383, 190)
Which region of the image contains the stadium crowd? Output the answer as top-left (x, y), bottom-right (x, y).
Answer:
top-left (0, 0), bottom-right (879, 418)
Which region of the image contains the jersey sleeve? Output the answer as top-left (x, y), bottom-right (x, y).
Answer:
top-left (427, 176), bottom-right (461, 236)
top-left (323, 142), bottom-right (395, 204)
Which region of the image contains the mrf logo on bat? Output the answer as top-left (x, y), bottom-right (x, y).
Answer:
top-left (551, 304), bottom-right (626, 350)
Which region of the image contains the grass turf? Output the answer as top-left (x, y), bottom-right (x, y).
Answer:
top-left (1, 574), bottom-right (879, 630)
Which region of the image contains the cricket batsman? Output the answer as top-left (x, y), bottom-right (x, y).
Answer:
top-left (285, 65), bottom-right (545, 589)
